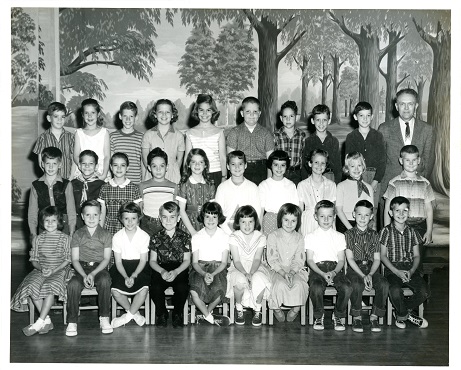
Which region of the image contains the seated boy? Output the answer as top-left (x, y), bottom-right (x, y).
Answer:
top-left (345, 200), bottom-right (389, 333)
top-left (305, 200), bottom-right (352, 331)
top-left (65, 200), bottom-right (113, 336)
top-left (380, 196), bottom-right (429, 329)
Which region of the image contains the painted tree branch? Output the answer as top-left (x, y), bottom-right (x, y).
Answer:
top-left (277, 14), bottom-right (296, 35)
top-left (328, 11), bottom-right (360, 44)
top-left (242, 9), bottom-right (262, 31)
top-left (378, 30), bottom-right (406, 62)
top-left (396, 73), bottom-right (410, 87)
top-left (277, 30), bottom-right (306, 64)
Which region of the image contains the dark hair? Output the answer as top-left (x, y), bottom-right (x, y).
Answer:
top-left (343, 151), bottom-right (366, 175)
top-left (180, 148), bottom-right (212, 185)
top-left (280, 100), bottom-right (298, 115)
top-left (79, 149), bottom-right (99, 164)
top-left (277, 203), bottom-right (302, 232)
top-left (353, 101), bottom-right (373, 116)
top-left (118, 201), bottom-right (142, 222)
top-left (81, 199), bottom-right (101, 213)
top-left (147, 147), bottom-right (168, 166)
top-left (241, 96), bottom-right (260, 109)
top-left (390, 196), bottom-right (410, 210)
top-left (38, 206), bottom-right (63, 231)
top-left (400, 144), bottom-right (419, 157)
top-left (308, 149), bottom-right (329, 163)
top-left (81, 98), bottom-right (104, 127)
top-left (197, 202), bottom-right (226, 225)
top-left (110, 152), bottom-right (129, 167)
top-left (41, 146), bottom-right (62, 162)
top-left (354, 199), bottom-right (373, 211)
top-left (47, 102), bottom-right (67, 116)
top-left (148, 99), bottom-right (179, 124)
top-left (119, 101), bottom-right (138, 116)
top-left (312, 104), bottom-right (331, 119)
top-left (267, 150), bottom-right (289, 169)
top-left (191, 94), bottom-right (220, 123)
top-left (227, 150), bottom-right (246, 165)
top-left (314, 200), bottom-right (335, 215)
top-left (233, 205), bottom-right (261, 231)
top-left (396, 88), bottom-right (418, 101)
top-left (159, 201), bottom-right (180, 215)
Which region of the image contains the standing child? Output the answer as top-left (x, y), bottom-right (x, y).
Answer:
top-left (226, 96), bottom-right (274, 185)
top-left (336, 152), bottom-right (373, 233)
top-left (226, 206), bottom-right (271, 327)
top-left (297, 149), bottom-right (336, 236)
top-left (301, 104), bottom-right (341, 184)
top-left (274, 100), bottom-right (306, 185)
top-left (11, 206), bottom-right (71, 336)
top-left (110, 101), bottom-right (144, 184)
top-left (33, 102), bottom-right (74, 179)
top-left (266, 203), bottom-right (309, 323)
top-left (110, 202), bottom-right (151, 328)
top-left (185, 94), bottom-right (227, 186)
top-left (177, 148), bottom-right (216, 235)
top-left (142, 99), bottom-right (185, 184)
top-left (72, 98), bottom-right (110, 181)
top-left (189, 202), bottom-right (231, 326)
top-left (258, 150), bottom-right (299, 236)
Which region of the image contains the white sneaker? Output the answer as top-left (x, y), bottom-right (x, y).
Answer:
top-left (133, 312), bottom-right (146, 327)
top-left (313, 315), bottom-right (324, 330)
top-left (99, 316), bottom-right (113, 334)
top-left (66, 323), bottom-right (78, 337)
top-left (111, 314), bottom-right (130, 328)
top-left (332, 313), bottom-right (346, 331)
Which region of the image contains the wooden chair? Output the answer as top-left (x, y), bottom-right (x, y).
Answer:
top-left (268, 302), bottom-right (306, 326)
top-left (308, 286), bottom-right (338, 325)
top-left (386, 288), bottom-right (424, 326)
top-left (191, 296), bottom-right (233, 324)
top-left (346, 289), bottom-right (384, 325)
top-left (111, 290), bottom-right (151, 325)
top-left (63, 287), bottom-right (99, 324)
top-left (150, 287), bottom-right (188, 326)
top-left (28, 297), bottom-right (65, 324)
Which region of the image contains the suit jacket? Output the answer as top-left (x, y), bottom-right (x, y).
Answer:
top-left (378, 118), bottom-right (434, 198)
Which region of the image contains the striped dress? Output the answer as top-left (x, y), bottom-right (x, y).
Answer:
top-left (110, 129), bottom-right (143, 184)
top-left (10, 231), bottom-right (71, 312)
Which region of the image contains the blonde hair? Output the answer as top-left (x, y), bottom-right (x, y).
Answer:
top-left (343, 151), bottom-right (366, 175)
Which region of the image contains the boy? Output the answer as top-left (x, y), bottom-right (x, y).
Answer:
top-left (345, 200), bottom-right (389, 333)
top-left (383, 145), bottom-right (435, 245)
top-left (226, 96), bottom-right (274, 185)
top-left (138, 147), bottom-right (177, 236)
top-left (301, 104), bottom-right (342, 184)
top-left (71, 150), bottom-right (105, 230)
top-left (33, 102), bottom-right (74, 179)
top-left (110, 101), bottom-right (144, 184)
top-left (380, 196), bottom-right (429, 329)
top-left (66, 200), bottom-right (113, 336)
top-left (28, 147), bottom-right (76, 239)
top-left (305, 200), bottom-right (352, 331)
top-left (215, 150), bottom-right (261, 235)
top-left (149, 201), bottom-right (191, 327)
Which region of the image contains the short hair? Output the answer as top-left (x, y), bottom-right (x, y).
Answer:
top-left (315, 200), bottom-right (335, 215)
top-left (343, 151), bottom-right (366, 175)
top-left (47, 102), bottom-right (67, 116)
top-left (277, 203), bottom-right (302, 232)
top-left (38, 206), bottom-right (63, 231)
top-left (233, 205), bottom-right (261, 231)
top-left (118, 201), bottom-right (142, 222)
top-left (159, 201), bottom-right (180, 215)
top-left (280, 100), bottom-right (298, 115)
top-left (191, 94), bottom-right (220, 123)
top-left (396, 88), bottom-right (418, 101)
top-left (353, 101), bottom-right (373, 116)
top-left (197, 202), bottom-right (226, 225)
top-left (390, 196), bottom-right (410, 210)
top-left (354, 199), bottom-right (373, 212)
top-left (110, 152), bottom-right (129, 167)
top-left (81, 98), bottom-right (103, 127)
top-left (147, 147), bottom-right (168, 166)
top-left (308, 149), bottom-right (329, 164)
top-left (400, 145), bottom-right (419, 157)
top-left (148, 99), bottom-right (179, 124)
top-left (41, 146), bottom-right (62, 162)
top-left (79, 149), bottom-right (99, 164)
top-left (81, 199), bottom-right (101, 213)
top-left (119, 101), bottom-right (138, 116)
top-left (241, 96), bottom-right (260, 110)
top-left (227, 150), bottom-right (246, 165)
top-left (312, 104), bottom-right (331, 119)
top-left (267, 150), bottom-right (289, 169)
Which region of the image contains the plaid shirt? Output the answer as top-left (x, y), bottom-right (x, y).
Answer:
top-left (379, 223), bottom-right (422, 263)
top-left (345, 226), bottom-right (379, 262)
top-left (226, 123), bottom-right (274, 160)
top-left (149, 228), bottom-right (191, 265)
top-left (274, 127), bottom-right (306, 168)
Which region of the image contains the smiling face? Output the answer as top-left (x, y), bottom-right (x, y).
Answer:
top-left (238, 216), bottom-right (255, 235)
top-left (271, 159), bottom-right (287, 180)
top-left (281, 213), bottom-right (298, 233)
top-left (240, 102), bottom-right (260, 126)
top-left (42, 157), bottom-right (62, 177)
top-left (203, 212), bottom-right (219, 232)
top-left (309, 153), bottom-right (327, 176)
top-left (395, 93), bottom-right (418, 121)
top-left (81, 205), bottom-right (101, 229)
top-left (154, 103), bottom-right (173, 126)
top-left (399, 152), bottom-right (420, 174)
top-left (110, 157), bottom-right (128, 179)
top-left (389, 202), bottom-right (409, 227)
top-left (149, 156), bottom-right (167, 181)
top-left (119, 109), bottom-right (136, 131)
top-left (353, 206), bottom-right (373, 230)
top-left (121, 212), bottom-right (139, 232)
top-left (314, 207), bottom-right (335, 231)
top-left (197, 102), bottom-right (213, 124)
top-left (348, 158), bottom-right (365, 180)
top-left (43, 215), bottom-right (59, 233)
top-left (227, 156), bottom-right (247, 179)
top-left (354, 109), bottom-right (373, 130)
top-left (160, 209), bottom-right (179, 232)
top-left (190, 154), bottom-right (206, 176)
top-left (78, 154), bottom-right (98, 179)
top-left (82, 105), bottom-right (99, 128)
top-left (311, 113), bottom-right (330, 134)
top-left (280, 107), bottom-right (296, 130)
top-left (47, 110), bottom-right (66, 130)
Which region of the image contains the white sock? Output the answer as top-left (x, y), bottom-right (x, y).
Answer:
top-left (44, 315), bottom-right (51, 324)
top-left (235, 303), bottom-right (243, 312)
top-left (204, 313), bottom-right (214, 324)
top-left (255, 303), bottom-right (262, 312)
top-left (33, 317), bottom-right (45, 329)
top-left (125, 311), bottom-right (134, 321)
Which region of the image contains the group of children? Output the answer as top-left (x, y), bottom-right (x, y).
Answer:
top-left (11, 89), bottom-right (433, 336)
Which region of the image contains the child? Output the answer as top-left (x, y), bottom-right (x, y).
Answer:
top-left (226, 96), bottom-right (274, 185)
top-left (345, 102), bottom-right (386, 222)
top-left (336, 152), bottom-right (373, 233)
top-left (11, 206), bottom-right (71, 336)
top-left (71, 150), bottom-right (105, 230)
top-left (66, 200), bottom-right (113, 336)
top-left (177, 148), bottom-right (216, 235)
top-left (110, 202), bottom-right (151, 328)
top-left (138, 148), bottom-right (178, 236)
top-left (185, 94), bottom-right (227, 186)
top-left (72, 98), bottom-right (110, 181)
top-left (345, 200), bottom-right (389, 333)
top-left (189, 202), bottom-right (231, 326)
top-left (380, 196), bottom-right (429, 329)
top-left (28, 147), bottom-right (76, 239)
top-left (226, 205), bottom-right (271, 326)
top-left (33, 102), bottom-right (74, 179)
top-left (149, 201), bottom-right (191, 327)
top-left (274, 100), bottom-right (306, 185)
top-left (301, 104), bottom-right (341, 184)
top-left (110, 101), bottom-right (144, 184)
top-left (383, 145), bottom-right (435, 245)
top-left (297, 149), bottom-right (336, 236)
top-left (258, 150), bottom-right (299, 235)
top-left (266, 203), bottom-right (309, 323)
top-left (305, 200), bottom-right (352, 331)
top-left (142, 99), bottom-right (185, 184)
top-left (215, 150), bottom-right (261, 235)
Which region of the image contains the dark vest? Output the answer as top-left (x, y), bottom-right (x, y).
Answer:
top-left (32, 178), bottom-right (69, 214)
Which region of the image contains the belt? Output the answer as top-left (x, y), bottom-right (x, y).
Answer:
top-left (356, 260), bottom-right (372, 265)
top-left (81, 261), bottom-right (99, 267)
top-left (247, 159), bottom-right (266, 164)
top-left (366, 167), bottom-right (376, 171)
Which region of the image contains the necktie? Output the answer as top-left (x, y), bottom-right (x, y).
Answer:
top-left (405, 122), bottom-right (410, 141)
top-left (348, 176), bottom-right (370, 198)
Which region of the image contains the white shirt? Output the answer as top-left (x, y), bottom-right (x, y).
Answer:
top-left (191, 227), bottom-right (229, 261)
top-left (305, 227), bottom-right (346, 264)
top-left (259, 177), bottom-right (299, 213)
top-left (112, 227), bottom-right (149, 260)
top-left (399, 117), bottom-right (415, 145)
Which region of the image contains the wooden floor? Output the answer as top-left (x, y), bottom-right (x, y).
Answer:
top-left (9, 254), bottom-right (449, 365)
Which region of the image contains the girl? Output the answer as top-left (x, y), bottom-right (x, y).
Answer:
top-left (142, 99), bottom-right (185, 184)
top-left (72, 98), bottom-right (111, 181)
top-left (177, 148), bottom-right (216, 235)
top-left (297, 149), bottom-right (337, 236)
top-left (267, 203), bottom-right (309, 322)
top-left (110, 202), bottom-right (151, 328)
top-left (226, 206), bottom-right (271, 327)
top-left (11, 206), bottom-right (71, 336)
top-left (189, 202), bottom-right (230, 326)
top-left (336, 151), bottom-right (373, 233)
top-left (258, 150), bottom-right (299, 235)
top-left (184, 94), bottom-right (227, 186)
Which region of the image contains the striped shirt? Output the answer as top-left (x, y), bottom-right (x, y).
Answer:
top-left (110, 130), bottom-right (143, 184)
top-left (226, 123), bottom-right (274, 160)
top-left (345, 226), bottom-right (379, 262)
top-left (379, 223), bottom-right (422, 263)
top-left (139, 179), bottom-right (177, 218)
top-left (274, 127), bottom-right (306, 168)
top-left (186, 131), bottom-right (222, 173)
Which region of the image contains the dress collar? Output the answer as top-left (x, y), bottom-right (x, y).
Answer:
top-left (109, 178), bottom-right (131, 188)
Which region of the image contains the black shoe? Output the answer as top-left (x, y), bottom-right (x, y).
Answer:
top-left (156, 314), bottom-right (168, 327)
top-left (172, 314), bottom-right (184, 328)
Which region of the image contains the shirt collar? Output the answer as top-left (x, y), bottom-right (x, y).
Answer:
top-left (153, 125), bottom-right (175, 134)
top-left (38, 174), bottom-right (63, 184)
top-left (189, 177), bottom-right (207, 185)
top-left (278, 127), bottom-right (301, 137)
top-left (398, 117), bottom-right (415, 125)
top-left (399, 170), bottom-right (422, 180)
top-left (109, 178), bottom-right (131, 188)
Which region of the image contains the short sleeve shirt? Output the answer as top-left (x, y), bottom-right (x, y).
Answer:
top-left (305, 227), bottom-right (346, 263)
top-left (345, 227), bottom-right (379, 262)
top-left (71, 225), bottom-right (112, 262)
top-left (191, 227), bottom-right (229, 261)
top-left (226, 123), bottom-right (274, 160)
top-left (149, 228), bottom-right (191, 265)
top-left (112, 227), bottom-right (150, 260)
top-left (379, 223), bottom-right (422, 263)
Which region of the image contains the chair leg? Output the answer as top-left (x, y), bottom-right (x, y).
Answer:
top-left (308, 298), bottom-right (314, 325)
top-left (150, 299), bottom-right (156, 325)
top-left (347, 300), bottom-right (352, 325)
top-left (111, 297), bottom-right (117, 320)
top-left (144, 292), bottom-right (150, 325)
top-left (261, 299), bottom-right (267, 325)
top-left (191, 304), bottom-right (196, 324)
top-left (229, 296), bottom-right (235, 324)
top-left (419, 303), bottom-right (424, 318)
top-left (28, 298), bottom-right (34, 325)
top-left (268, 308), bottom-right (274, 326)
top-left (301, 304), bottom-right (306, 326)
top-left (183, 300), bottom-right (188, 326)
top-left (387, 298), bottom-right (392, 326)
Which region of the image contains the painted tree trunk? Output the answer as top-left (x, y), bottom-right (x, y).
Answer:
top-left (344, 99), bottom-right (347, 117)
top-left (331, 54), bottom-right (341, 124)
top-left (300, 56), bottom-right (310, 122)
top-left (384, 32), bottom-right (400, 121)
top-left (415, 79), bottom-right (425, 121)
top-left (320, 57), bottom-right (328, 105)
